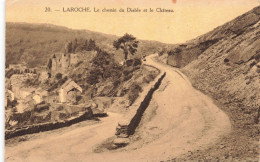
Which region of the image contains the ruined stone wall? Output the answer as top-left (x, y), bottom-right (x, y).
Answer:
top-left (70, 53), bottom-right (79, 66)
top-left (51, 58), bottom-right (58, 74)
top-left (51, 53), bottom-right (70, 75)
top-left (51, 53), bottom-right (81, 75)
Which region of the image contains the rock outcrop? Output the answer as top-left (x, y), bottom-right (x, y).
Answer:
top-left (167, 6), bottom-right (260, 68)
top-left (165, 6), bottom-right (260, 160)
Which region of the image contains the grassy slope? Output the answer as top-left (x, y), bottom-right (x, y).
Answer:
top-left (6, 22), bottom-right (169, 68)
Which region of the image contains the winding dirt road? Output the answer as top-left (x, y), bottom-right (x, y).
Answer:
top-left (5, 55), bottom-right (231, 162)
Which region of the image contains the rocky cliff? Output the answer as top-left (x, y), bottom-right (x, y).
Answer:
top-left (166, 6), bottom-right (260, 161)
top-left (168, 6), bottom-right (260, 68)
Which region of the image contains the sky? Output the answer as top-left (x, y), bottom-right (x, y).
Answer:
top-left (5, 0), bottom-right (260, 44)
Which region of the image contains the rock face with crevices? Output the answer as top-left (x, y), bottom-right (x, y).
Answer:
top-left (167, 6), bottom-right (260, 67)
top-left (165, 6), bottom-right (260, 161)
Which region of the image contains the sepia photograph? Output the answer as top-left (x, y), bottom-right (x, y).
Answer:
top-left (4, 0), bottom-right (260, 161)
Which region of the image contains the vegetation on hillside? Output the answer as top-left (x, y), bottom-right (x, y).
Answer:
top-left (22, 34), bottom-right (159, 106)
top-left (6, 22), bottom-right (170, 67)
top-left (68, 46), bottom-right (153, 105)
top-left (5, 23), bottom-right (161, 135)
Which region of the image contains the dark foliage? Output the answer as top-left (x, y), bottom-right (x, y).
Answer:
top-left (24, 75), bottom-right (41, 87)
top-left (65, 38), bottom-right (97, 54)
top-left (113, 33), bottom-right (139, 60)
top-left (55, 73), bottom-right (63, 80)
top-left (48, 76), bottom-right (68, 92)
top-left (6, 69), bottom-right (15, 78)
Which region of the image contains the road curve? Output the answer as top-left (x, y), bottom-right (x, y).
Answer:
top-left (5, 55), bottom-right (231, 162)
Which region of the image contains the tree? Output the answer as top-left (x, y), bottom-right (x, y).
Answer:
top-left (88, 39), bottom-right (96, 51)
top-left (65, 41), bottom-right (73, 53)
top-left (47, 58), bottom-right (52, 70)
top-left (113, 33), bottom-right (139, 61)
top-left (82, 40), bottom-right (89, 51)
top-left (158, 47), bottom-right (167, 56)
top-left (72, 38), bottom-right (78, 53)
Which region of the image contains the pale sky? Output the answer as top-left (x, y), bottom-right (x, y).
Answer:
top-left (6, 0), bottom-right (260, 43)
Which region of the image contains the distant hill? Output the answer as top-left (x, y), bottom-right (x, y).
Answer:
top-left (6, 22), bottom-right (170, 68)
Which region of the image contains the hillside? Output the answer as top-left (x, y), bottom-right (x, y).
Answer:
top-left (5, 22), bottom-right (169, 68)
top-left (165, 6), bottom-right (260, 160)
top-left (167, 6), bottom-right (260, 68)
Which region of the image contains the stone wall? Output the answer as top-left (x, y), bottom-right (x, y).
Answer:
top-left (5, 108), bottom-right (93, 140)
top-left (70, 53), bottom-right (79, 65)
top-left (115, 71), bottom-right (166, 139)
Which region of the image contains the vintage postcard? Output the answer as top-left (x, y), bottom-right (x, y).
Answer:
top-left (4, 0), bottom-right (260, 161)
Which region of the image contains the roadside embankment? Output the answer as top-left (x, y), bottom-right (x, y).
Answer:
top-left (114, 68), bottom-right (166, 145)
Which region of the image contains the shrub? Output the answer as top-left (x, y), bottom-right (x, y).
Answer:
top-left (24, 75), bottom-right (41, 87)
top-left (143, 74), bottom-right (156, 83)
top-left (113, 80), bottom-right (121, 87)
top-left (133, 58), bottom-right (142, 66)
top-left (128, 83), bottom-right (142, 105)
top-left (123, 73), bottom-right (133, 81)
top-left (59, 113), bottom-right (70, 120)
top-left (158, 47), bottom-right (166, 56)
top-left (250, 61), bottom-right (256, 68)
top-left (34, 103), bottom-right (50, 113)
top-left (126, 59), bottom-right (134, 66)
top-left (86, 69), bottom-right (101, 85)
top-left (55, 73), bottom-right (62, 80)
top-left (76, 96), bottom-right (82, 103)
top-left (168, 47), bottom-right (182, 55)
top-left (77, 74), bottom-right (82, 79)
top-left (57, 106), bottom-right (64, 111)
top-left (103, 70), bottom-right (112, 79)
top-left (224, 58), bottom-right (230, 63)
top-left (48, 83), bottom-right (59, 92)
top-left (123, 69), bottom-right (130, 76)
top-left (47, 59), bottom-right (52, 69)
top-left (6, 69), bottom-right (15, 78)
top-left (10, 111), bottom-right (32, 125)
top-left (75, 61), bottom-right (83, 67)
top-left (254, 53), bottom-right (260, 62)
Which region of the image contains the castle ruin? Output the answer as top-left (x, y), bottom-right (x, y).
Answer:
top-left (50, 53), bottom-right (79, 75)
